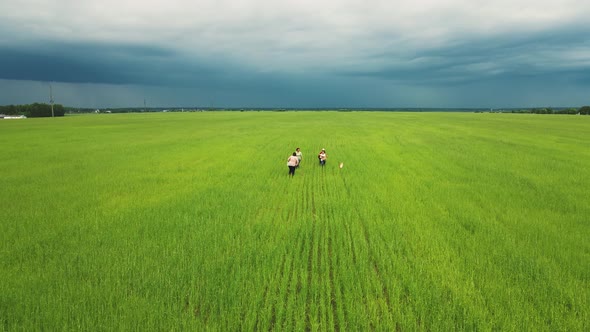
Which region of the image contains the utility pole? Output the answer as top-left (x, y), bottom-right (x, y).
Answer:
top-left (49, 83), bottom-right (55, 117)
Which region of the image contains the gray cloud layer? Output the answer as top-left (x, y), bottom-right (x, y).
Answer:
top-left (1, 0), bottom-right (589, 108)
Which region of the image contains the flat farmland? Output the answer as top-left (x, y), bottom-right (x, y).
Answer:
top-left (1, 112), bottom-right (589, 330)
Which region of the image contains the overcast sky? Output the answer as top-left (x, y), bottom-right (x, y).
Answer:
top-left (1, 0), bottom-right (589, 108)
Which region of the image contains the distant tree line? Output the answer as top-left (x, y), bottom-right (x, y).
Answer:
top-left (511, 106), bottom-right (590, 115)
top-left (0, 103), bottom-right (65, 117)
top-left (2, 104), bottom-right (589, 116)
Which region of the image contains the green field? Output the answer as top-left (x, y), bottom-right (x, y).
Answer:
top-left (1, 112), bottom-right (589, 330)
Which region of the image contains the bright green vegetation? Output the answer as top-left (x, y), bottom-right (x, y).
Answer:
top-left (1, 112), bottom-right (589, 330)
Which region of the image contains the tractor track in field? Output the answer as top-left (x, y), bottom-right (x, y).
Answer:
top-left (319, 169), bottom-right (341, 331)
top-left (292, 225), bottom-right (307, 328)
top-left (311, 185), bottom-right (317, 222)
top-left (302, 161), bottom-right (350, 330)
top-left (255, 239), bottom-right (288, 331)
top-left (345, 222), bottom-right (358, 265)
top-left (327, 218), bottom-right (341, 331)
top-left (357, 211), bottom-right (393, 319)
top-left (305, 211), bottom-right (316, 331)
top-left (254, 283), bottom-right (269, 331)
top-left (268, 200), bottom-right (286, 330)
top-left (270, 251), bottom-right (289, 331)
top-left (280, 231), bottom-right (299, 330)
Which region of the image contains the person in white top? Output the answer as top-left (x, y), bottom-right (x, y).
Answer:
top-left (318, 149), bottom-right (327, 166)
top-left (295, 148), bottom-right (302, 168)
top-left (287, 152), bottom-right (299, 177)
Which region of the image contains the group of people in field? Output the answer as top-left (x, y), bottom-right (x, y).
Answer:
top-left (286, 148), bottom-right (327, 177)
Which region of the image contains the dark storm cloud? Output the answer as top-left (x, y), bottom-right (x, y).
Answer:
top-left (340, 27), bottom-right (590, 86)
top-left (0, 40), bottom-right (349, 108)
top-left (0, 42), bottom-right (230, 87)
top-left (1, 0), bottom-right (590, 108)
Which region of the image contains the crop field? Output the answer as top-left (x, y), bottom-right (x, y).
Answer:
top-left (1, 111), bottom-right (589, 330)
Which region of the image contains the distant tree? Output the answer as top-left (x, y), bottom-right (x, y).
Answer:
top-left (0, 103), bottom-right (65, 117)
top-left (53, 104), bottom-right (65, 117)
top-left (28, 103), bottom-right (47, 117)
top-left (580, 106), bottom-right (590, 115)
top-left (553, 108), bottom-right (577, 115)
top-left (0, 105), bottom-right (18, 115)
top-left (24, 103), bottom-right (65, 117)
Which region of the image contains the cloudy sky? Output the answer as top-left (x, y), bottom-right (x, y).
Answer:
top-left (1, 0), bottom-right (589, 108)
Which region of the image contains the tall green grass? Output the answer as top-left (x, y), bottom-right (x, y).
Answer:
top-left (1, 112), bottom-right (589, 330)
